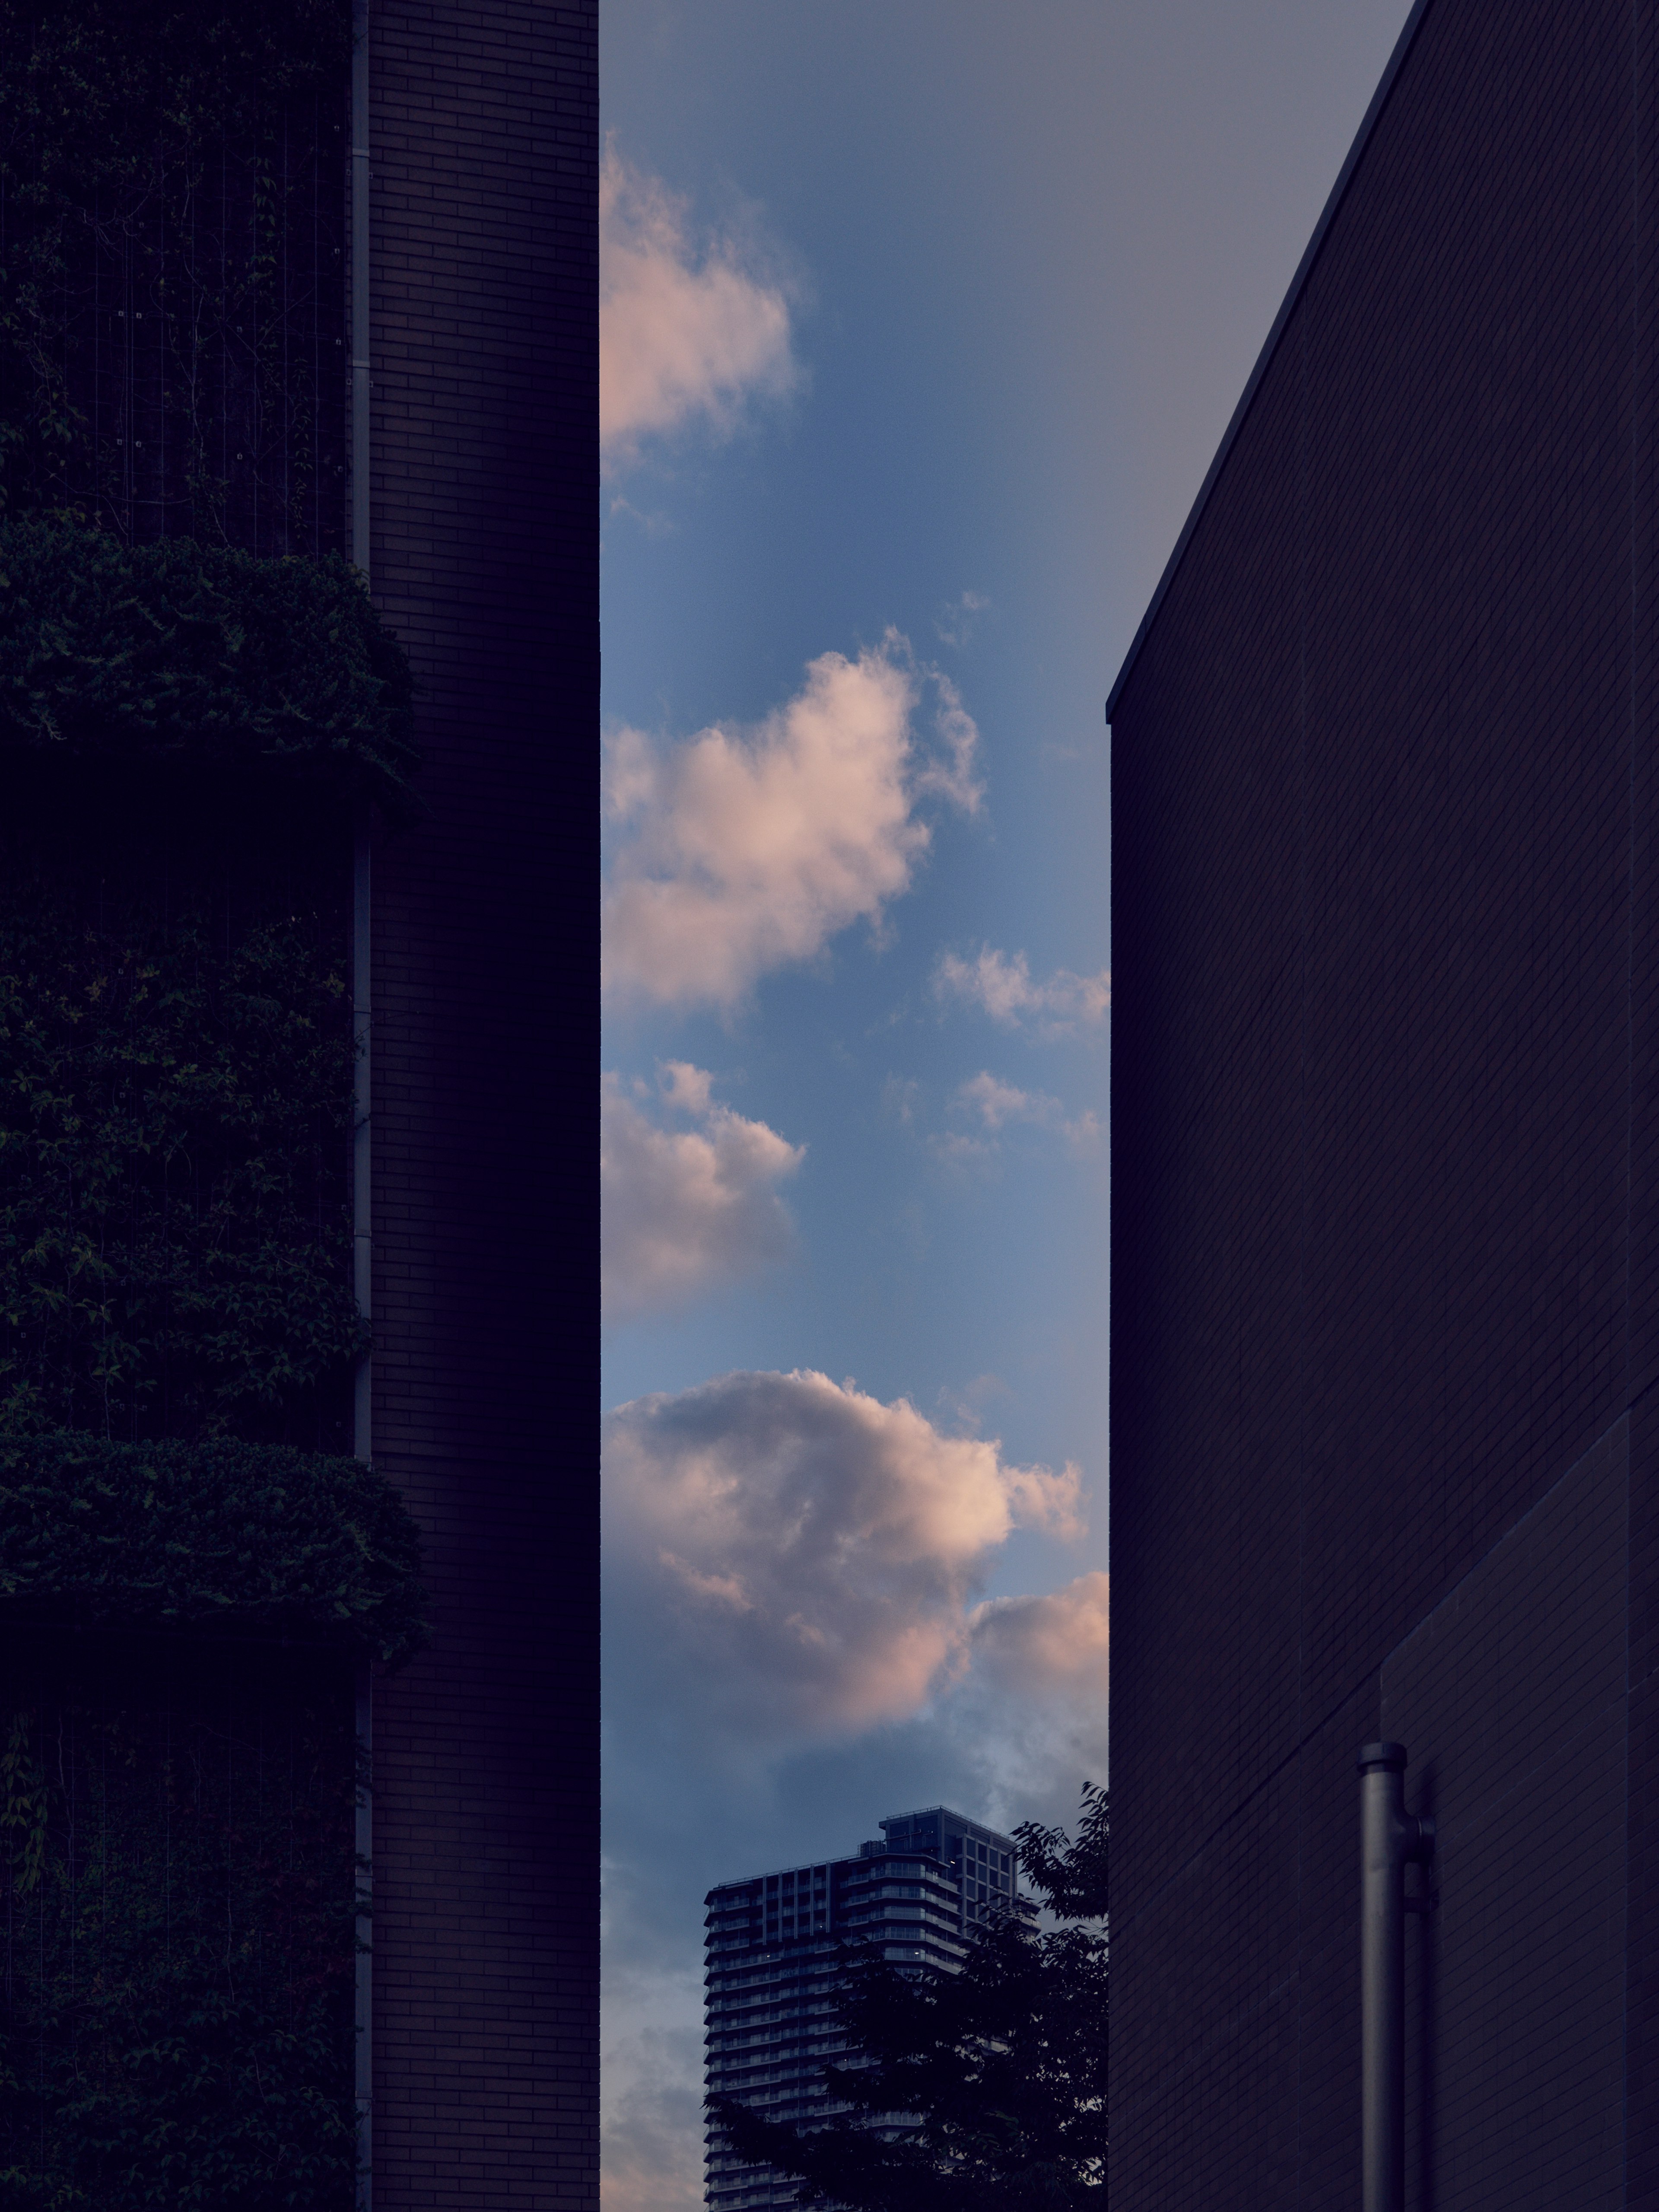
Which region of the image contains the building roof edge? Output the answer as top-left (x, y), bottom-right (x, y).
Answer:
top-left (1104, 0), bottom-right (1436, 725)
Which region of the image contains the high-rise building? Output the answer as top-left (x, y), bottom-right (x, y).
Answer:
top-left (1109, 0), bottom-right (1659, 2203)
top-left (0, 2), bottom-right (597, 2203)
top-left (702, 1808), bottom-right (1024, 2210)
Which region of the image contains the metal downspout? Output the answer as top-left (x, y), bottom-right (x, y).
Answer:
top-left (350, 3), bottom-right (372, 2202)
top-left (1357, 1742), bottom-right (1434, 2212)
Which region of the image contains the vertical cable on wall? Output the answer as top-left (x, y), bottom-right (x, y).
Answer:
top-left (1358, 1743), bottom-right (1433, 2212)
top-left (350, 0), bottom-right (372, 2202)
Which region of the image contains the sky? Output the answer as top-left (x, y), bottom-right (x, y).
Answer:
top-left (599, 4), bottom-right (1414, 2203)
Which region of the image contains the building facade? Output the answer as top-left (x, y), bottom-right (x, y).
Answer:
top-left (1108, 0), bottom-right (1659, 2204)
top-left (0, 0), bottom-right (598, 2201)
top-left (362, 2), bottom-right (598, 2202)
top-left (703, 1808), bottom-right (1023, 2210)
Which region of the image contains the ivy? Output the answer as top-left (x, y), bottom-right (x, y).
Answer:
top-left (0, 1432), bottom-right (427, 1664)
top-left (0, 9), bottom-right (431, 2189)
top-left (0, 520), bottom-right (418, 815)
top-left (0, 1653), bottom-right (359, 2207)
top-left (0, 855), bottom-right (367, 1445)
top-left (0, 0), bottom-right (352, 536)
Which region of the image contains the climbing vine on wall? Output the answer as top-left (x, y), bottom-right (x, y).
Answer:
top-left (0, 518), bottom-right (419, 813)
top-left (0, 0), bottom-right (353, 546)
top-left (0, 1647), bottom-right (359, 2208)
top-left (0, 1432), bottom-right (428, 1662)
top-left (0, 864), bottom-right (365, 1446)
top-left (0, 4), bottom-right (427, 2197)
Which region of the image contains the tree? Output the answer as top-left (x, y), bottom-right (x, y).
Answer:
top-left (709, 1785), bottom-right (1107, 2209)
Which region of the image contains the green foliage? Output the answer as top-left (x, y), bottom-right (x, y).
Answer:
top-left (0, 855), bottom-right (366, 1443)
top-left (1011, 1778), bottom-right (1109, 1922)
top-left (0, 7), bottom-right (421, 2187)
top-left (0, 1431), bottom-right (427, 1664)
top-left (0, 522), bottom-right (417, 815)
top-left (710, 1786), bottom-right (1109, 2210)
top-left (0, 1656), bottom-right (358, 2207)
top-left (0, 0), bottom-right (350, 525)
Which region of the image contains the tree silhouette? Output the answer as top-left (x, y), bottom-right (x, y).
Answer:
top-left (709, 1784), bottom-right (1107, 2209)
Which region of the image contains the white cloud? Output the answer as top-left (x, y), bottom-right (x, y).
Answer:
top-left (959, 1070), bottom-right (1044, 1131)
top-left (944, 1573), bottom-right (1111, 1811)
top-left (968, 1572), bottom-right (1110, 1702)
top-left (925, 1128), bottom-right (997, 1174)
top-left (603, 638), bottom-right (983, 1009)
top-left (935, 945), bottom-right (1111, 1034)
top-left (936, 588), bottom-right (990, 648)
top-left (934, 1372), bottom-right (1012, 1435)
top-left (880, 1073), bottom-right (921, 1127)
top-left (601, 1958), bottom-right (706, 2212)
top-left (601, 1372), bottom-right (1104, 2205)
top-left (602, 1068), bottom-right (804, 1322)
top-left (601, 143), bottom-right (798, 465)
top-left (603, 1369), bottom-right (1084, 1751)
top-left (953, 1071), bottom-right (1102, 1155)
top-left (911, 669), bottom-right (983, 814)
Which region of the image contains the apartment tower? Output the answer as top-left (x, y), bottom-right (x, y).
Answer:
top-left (703, 1808), bottom-right (1023, 2210)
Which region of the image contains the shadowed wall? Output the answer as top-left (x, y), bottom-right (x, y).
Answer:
top-left (366, 0), bottom-right (597, 2202)
top-left (1109, 0), bottom-right (1659, 2201)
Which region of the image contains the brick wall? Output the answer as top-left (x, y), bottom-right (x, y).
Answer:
top-left (1109, 0), bottom-right (1659, 2201)
top-left (366, 2), bottom-right (597, 2203)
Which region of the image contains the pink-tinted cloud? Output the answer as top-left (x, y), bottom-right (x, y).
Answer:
top-left (601, 144), bottom-right (797, 465)
top-left (934, 945), bottom-right (1111, 1034)
top-left (603, 640), bottom-right (982, 1009)
top-left (602, 1416), bottom-right (1105, 2201)
top-left (968, 1572), bottom-right (1110, 1700)
top-left (602, 1068), bottom-right (804, 1322)
top-left (603, 1369), bottom-right (1084, 1748)
top-left (933, 1573), bottom-right (1110, 1821)
top-left (950, 1072), bottom-right (1102, 1156)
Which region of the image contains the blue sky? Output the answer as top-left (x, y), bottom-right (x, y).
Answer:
top-left (600, 5), bottom-right (1413, 2202)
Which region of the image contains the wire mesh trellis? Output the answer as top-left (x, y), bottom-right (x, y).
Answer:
top-left (0, 10), bottom-right (370, 2195)
top-left (0, 0), bottom-right (351, 552)
top-left (0, 1631), bottom-right (358, 2204)
top-left (0, 785), bottom-right (359, 1454)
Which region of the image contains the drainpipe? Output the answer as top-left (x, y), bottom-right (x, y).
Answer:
top-left (350, 4), bottom-right (372, 2205)
top-left (1357, 1742), bottom-right (1433, 2212)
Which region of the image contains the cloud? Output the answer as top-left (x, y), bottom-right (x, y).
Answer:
top-left (935, 589), bottom-right (990, 648)
top-left (604, 1368), bottom-right (1084, 1751)
top-left (602, 1067), bottom-right (804, 1322)
top-left (603, 638), bottom-right (983, 1009)
top-left (934, 1372), bottom-right (1012, 1435)
top-left (601, 143), bottom-right (798, 465)
top-left (601, 1959), bottom-right (706, 2212)
top-left (951, 1072), bottom-right (1102, 1155)
top-left (935, 945), bottom-right (1111, 1034)
top-left (959, 1070), bottom-right (1044, 1132)
top-left (881, 1074), bottom-right (921, 1127)
top-left (926, 1128), bottom-right (997, 1174)
top-left (942, 1573), bottom-right (1111, 1814)
top-left (600, 1552), bottom-right (1109, 2202)
top-left (601, 1372), bottom-right (1103, 2205)
top-left (968, 1572), bottom-right (1110, 1703)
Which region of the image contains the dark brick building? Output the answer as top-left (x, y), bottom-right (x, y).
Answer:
top-left (1107, 0), bottom-right (1659, 2202)
top-left (362, 1), bottom-right (598, 2203)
